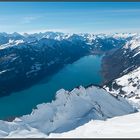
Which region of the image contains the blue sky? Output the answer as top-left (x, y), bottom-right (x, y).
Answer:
top-left (0, 2), bottom-right (140, 34)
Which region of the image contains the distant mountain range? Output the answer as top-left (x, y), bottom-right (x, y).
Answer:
top-left (0, 32), bottom-right (130, 96)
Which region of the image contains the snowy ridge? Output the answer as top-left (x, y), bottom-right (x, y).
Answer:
top-left (125, 35), bottom-right (140, 57)
top-left (112, 33), bottom-right (137, 39)
top-left (0, 86), bottom-right (135, 138)
top-left (0, 31), bottom-right (136, 49)
top-left (0, 39), bottom-right (24, 50)
top-left (124, 35), bottom-right (140, 50)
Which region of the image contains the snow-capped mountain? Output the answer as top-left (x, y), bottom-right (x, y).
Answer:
top-left (102, 34), bottom-right (140, 82)
top-left (0, 86), bottom-right (136, 138)
top-left (0, 32), bottom-right (128, 97)
top-left (0, 32), bottom-right (132, 49)
top-left (102, 34), bottom-right (140, 110)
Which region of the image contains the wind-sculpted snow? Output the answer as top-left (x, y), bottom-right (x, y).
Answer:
top-left (0, 86), bottom-right (136, 138)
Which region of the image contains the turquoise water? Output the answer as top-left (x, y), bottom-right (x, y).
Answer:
top-left (0, 55), bottom-right (103, 120)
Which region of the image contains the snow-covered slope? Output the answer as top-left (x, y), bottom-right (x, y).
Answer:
top-left (104, 35), bottom-right (140, 108)
top-left (102, 34), bottom-right (140, 82)
top-left (104, 67), bottom-right (140, 109)
top-left (49, 112), bottom-right (140, 138)
top-left (0, 86), bottom-right (136, 138)
top-left (124, 35), bottom-right (140, 51)
top-left (0, 39), bottom-right (24, 50)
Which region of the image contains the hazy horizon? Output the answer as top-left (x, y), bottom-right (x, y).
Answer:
top-left (0, 2), bottom-right (140, 34)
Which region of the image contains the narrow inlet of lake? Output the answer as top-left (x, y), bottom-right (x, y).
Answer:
top-left (0, 55), bottom-right (103, 120)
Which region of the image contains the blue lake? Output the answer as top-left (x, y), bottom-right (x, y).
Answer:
top-left (0, 55), bottom-right (103, 120)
